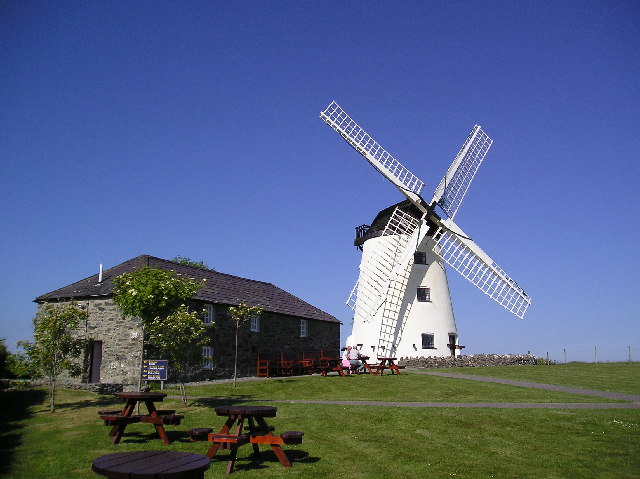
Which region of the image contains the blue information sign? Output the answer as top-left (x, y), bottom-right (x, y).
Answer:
top-left (142, 360), bottom-right (168, 381)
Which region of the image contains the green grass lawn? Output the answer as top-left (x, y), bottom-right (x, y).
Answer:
top-left (1, 364), bottom-right (638, 479)
top-left (432, 362), bottom-right (640, 395)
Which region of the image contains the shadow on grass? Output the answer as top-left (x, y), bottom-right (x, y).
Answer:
top-left (55, 395), bottom-right (122, 412)
top-left (211, 448), bottom-right (319, 472)
top-left (0, 388), bottom-right (47, 475)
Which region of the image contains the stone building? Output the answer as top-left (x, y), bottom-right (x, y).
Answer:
top-left (35, 254), bottom-right (341, 386)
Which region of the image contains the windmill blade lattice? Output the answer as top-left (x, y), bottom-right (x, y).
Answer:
top-left (320, 101), bottom-right (425, 205)
top-left (432, 219), bottom-right (531, 319)
top-left (346, 207), bottom-right (420, 322)
top-left (431, 125), bottom-right (493, 219)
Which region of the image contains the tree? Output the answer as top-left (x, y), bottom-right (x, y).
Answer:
top-left (172, 256), bottom-right (214, 271)
top-left (228, 302), bottom-right (263, 387)
top-left (146, 305), bottom-right (209, 404)
top-left (112, 266), bottom-right (205, 390)
top-left (18, 303), bottom-right (88, 412)
top-left (0, 339), bottom-right (8, 379)
top-left (112, 266), bottom-right (204, 327)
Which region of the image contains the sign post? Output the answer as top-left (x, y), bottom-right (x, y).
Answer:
top-left (142, 360), bottom-right (168, 389)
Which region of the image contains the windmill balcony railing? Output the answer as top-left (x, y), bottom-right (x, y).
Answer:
top-left (355, 224), bottom-right (370, 240)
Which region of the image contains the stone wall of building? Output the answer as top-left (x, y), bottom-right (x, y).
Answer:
top-left (196, 306), bottom-right (341, 379)
top-left (400, 353), bottom-right (540, 369)
top-left (38, 299), bottom-right (340, 386)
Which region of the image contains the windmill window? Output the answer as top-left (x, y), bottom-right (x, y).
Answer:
top-left (250, 315), bottom-right (260, 333)
top-left (421, 333), bottom-right (435, 349)
top-left (417, 287), bottom-right (431, 302)
top-left (414, 251), bottom-right (428, 265)
top-left (202, 346), bottom-right (213, 369)
top-left (203, 305), bottom-right (215, 325)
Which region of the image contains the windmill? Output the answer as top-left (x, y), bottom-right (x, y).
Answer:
top-left (320, 101), bottom-right (531, 359)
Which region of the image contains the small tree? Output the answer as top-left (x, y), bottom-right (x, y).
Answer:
top-left (18, 303), bottom-right (88, 412)
top-left (228, 302), bottom-right (263, 387)
top-left (112, 266), bottom-right (204, 390)
top-left (113, 266), bottom-right (203, 327)
top-left (147, 305), bottom-right (210, 404)
top-left (172, 256), bottom-right (214, 271)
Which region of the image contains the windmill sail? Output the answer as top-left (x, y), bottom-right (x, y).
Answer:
top-left (320, 101), bottom-right (426, 211)
top-left (347, 207), bottom-right (420, 319)
top-left (431, 125), bottom-right (492, 219)
top-left (319, 100), bottom-right (531, 360)
top-left (432, 218), bottom-right (531, 319)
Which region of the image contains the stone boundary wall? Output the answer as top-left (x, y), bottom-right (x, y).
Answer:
top-left (400, 353), bottom-right (540, 369)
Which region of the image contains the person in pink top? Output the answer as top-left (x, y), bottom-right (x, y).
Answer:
top-left (348, 345), bottom-right (364, 373)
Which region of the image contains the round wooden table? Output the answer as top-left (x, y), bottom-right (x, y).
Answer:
top-left (92, 451), bottom-right (210, 479)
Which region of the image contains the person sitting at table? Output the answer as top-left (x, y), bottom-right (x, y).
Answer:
top-left (341, 346), bottom-right (352, 373)
top-left (348, 345), bottom-right (365, 373)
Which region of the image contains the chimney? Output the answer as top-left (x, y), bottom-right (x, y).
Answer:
top-left (98, 263), bottom-right (103, 283)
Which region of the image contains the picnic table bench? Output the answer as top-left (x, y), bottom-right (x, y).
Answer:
top-left (318, 357), bottom-right (347, 376)
top-left (372, 357), bottom-right (405, 375)
top-left (206, 405), bottom-right (303, 474)
top-left (99, 392), bottom-right (183, 445)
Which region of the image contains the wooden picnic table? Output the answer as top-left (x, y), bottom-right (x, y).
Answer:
top-left (373, 357), bottom-right (402, 375)
top-left (99, 391), bottom-right (183, 445)
top-left (359, 355), bottom-right (375, 374)
top-left (318, 357), bottom-right (346, 376)
top-left (92, 450), bottom-right (210, 479)
top-left (206, 405), bottom-right (303, 474)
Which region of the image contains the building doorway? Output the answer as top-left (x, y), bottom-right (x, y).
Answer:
top-left (89, 340), bottom-right (102, 383)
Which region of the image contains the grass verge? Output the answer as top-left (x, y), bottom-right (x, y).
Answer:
top-left (1, 365), bottom-right (638, 479)
top-left (431, 362), bottom-right (640, 395)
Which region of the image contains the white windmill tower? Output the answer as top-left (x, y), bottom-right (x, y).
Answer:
top-left (320, 101), bottom-right (531, 359)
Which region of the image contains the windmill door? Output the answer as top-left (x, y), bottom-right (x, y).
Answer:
top-left (89, 340), bottom-right (102, 383)
top-left (448, 334), bottom-right (457, 357)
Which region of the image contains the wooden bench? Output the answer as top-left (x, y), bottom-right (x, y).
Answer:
top-left (318, 358), bottom-right (346, 377)
top-left (211, 433), bottom-right (250, 445)
top-left (249, 430), bottom-right (304, 446)
top-left (280, 431), bottom-right (304, 445)
top-left (139, 414), bottom-right (184, 426)
top-left (100, 414), bottom-right (142, 426)
top-left (155, 409), bottom-right (176, 415)
top-left (188, 428), bottom-right (213, 442)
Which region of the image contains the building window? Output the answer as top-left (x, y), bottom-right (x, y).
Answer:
top-left (300, 319), bottom-right (308, 338)
top-left (203, 304), bottom-right (215, 325)
top-left (414, 251), bottom-right (428, 265)
top-left (421, 333), bottom-right (435, 349)
top-left (250, 315), bottom-right (260, 332)
top-left (417, 287), bottom-right (431, 302)
top-left (202, 346), bottom-right (213, 369)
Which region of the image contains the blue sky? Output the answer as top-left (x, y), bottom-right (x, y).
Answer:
top-left (1, 1), bottom-right (638, 362)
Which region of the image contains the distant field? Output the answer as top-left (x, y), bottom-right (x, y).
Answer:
top-left (1, 363), bottom-right (638, 479)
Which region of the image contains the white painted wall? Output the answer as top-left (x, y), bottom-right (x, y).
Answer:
top-left (346, 234), bottom-right (459, 359)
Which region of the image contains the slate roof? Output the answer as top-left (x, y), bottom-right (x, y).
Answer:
top-left (35, 255), bottom-right (340, 324)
